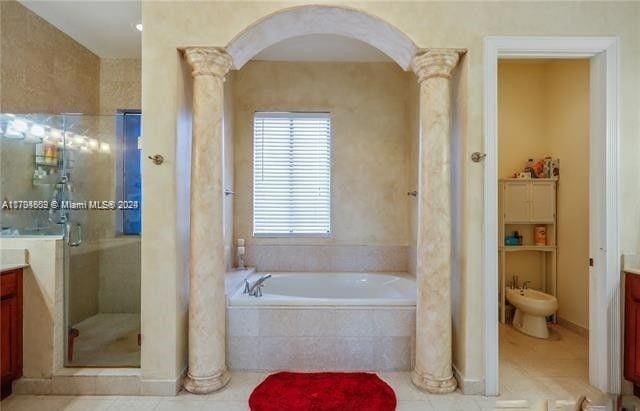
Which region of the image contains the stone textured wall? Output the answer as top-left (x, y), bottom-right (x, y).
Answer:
top-left (99, 58), bottom-right (142, 115)
top-left (232, 61), bottom-right (417, 271)
top-left (0, 1), bottom-right (99, 114)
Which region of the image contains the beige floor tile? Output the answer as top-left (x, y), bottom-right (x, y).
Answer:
top-left (378, 372), bottom-right (431, 401)
top-left (154, 398), bottom-right (204, 411)
top-left (198, 400), bottom-right (249, 410)
top-left (499, 322), bottom-right (602, 403)
top-left (61, 397), bottom-right (115, 411)
top-left (427, 391), bottom-right (481, 411)
top-left (1, 395), bottom-right (72, 411)
top-left (106, 396), bottom-right (161, 411)
top-left (396, 400), bottom-right (434, 410)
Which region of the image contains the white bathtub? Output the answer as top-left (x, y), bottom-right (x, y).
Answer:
top-left (227, 271), bottom-right (416, 371)
top-left (229, 271), bottom-right (416, 306)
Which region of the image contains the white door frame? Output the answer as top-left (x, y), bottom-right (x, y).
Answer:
top-left (483, 36), bottom-right (620, 396)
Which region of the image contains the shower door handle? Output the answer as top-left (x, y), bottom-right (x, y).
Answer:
top-left (67, 223), bottom-right (83, 247)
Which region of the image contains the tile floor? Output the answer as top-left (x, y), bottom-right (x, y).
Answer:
top-left (68, 313), bottom-right (140, 367)
top-left (1, 324), bottom-right (606, 411)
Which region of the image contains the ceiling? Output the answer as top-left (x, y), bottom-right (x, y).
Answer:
top-left (18, 0), bottom-right (141, 58)
top-left (253, 34), bottom-right (392, 63)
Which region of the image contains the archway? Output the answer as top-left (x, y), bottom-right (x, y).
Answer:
top-left (180, 4), bottom-right (463, 396)
top-left (226, 5), bottom-right (417, 70)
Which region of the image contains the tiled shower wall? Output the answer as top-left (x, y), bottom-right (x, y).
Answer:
top-left (1, 1), bottom-right (143, 325)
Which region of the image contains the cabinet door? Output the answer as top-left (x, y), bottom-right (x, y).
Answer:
top-left (1, 269), bottom-right (22, 400)
top-left (625, 274), bottom-right (640, 385)
top-left (502, 182), bottom-right (530, 223)
top-left (530, 182), bottom-right (556, 222)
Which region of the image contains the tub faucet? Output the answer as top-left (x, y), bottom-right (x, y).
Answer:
top-left (243, 274), bottom-right (272, 297)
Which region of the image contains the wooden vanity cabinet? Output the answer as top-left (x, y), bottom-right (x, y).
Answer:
top-left (1, 268), bottom-right (23, 400)
top-left (625, 272), bottom-right (640, 395)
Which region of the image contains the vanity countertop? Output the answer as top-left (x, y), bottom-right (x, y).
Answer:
top-left (623, 255), bottom-right (640, 275)
top-left (1, 263), bottom-right (29, 272)
top-left (0, 249), bottom-right (29, 272)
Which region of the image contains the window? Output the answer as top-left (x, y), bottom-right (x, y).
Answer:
top-left (253, 112), bottom-right (331, 236)
top-left (120, 112), bottom-right (142, 235)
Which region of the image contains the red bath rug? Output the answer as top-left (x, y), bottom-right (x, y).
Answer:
top-left (248, 372), bottom-right (397, 411)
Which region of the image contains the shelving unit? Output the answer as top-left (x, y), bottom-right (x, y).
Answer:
top-left (499, 178), bottom-right (558, 323)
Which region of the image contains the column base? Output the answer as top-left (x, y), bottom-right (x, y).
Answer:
top-left (411, 369), bottom-right (457, 394)
top-left (183, 368), bottom-right (230, 394)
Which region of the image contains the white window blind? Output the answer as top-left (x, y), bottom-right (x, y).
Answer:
top-left (253, 112), bottom-right (331, 236)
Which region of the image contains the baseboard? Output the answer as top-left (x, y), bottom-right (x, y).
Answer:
top-left (452, 364), bottom-right (484, 395)
top-left (557, 316), bottom-right (589, 338)
top-left (142, 366), bottom-right (186, 396)
top-left (14, 370), bottom-right (184, 396)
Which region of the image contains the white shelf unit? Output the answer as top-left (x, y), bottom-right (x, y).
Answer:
top-left (499, 178), bottom-right (558, 323)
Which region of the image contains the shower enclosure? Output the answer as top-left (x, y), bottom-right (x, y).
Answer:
top-left (0, 113), bottom-right (142, 367)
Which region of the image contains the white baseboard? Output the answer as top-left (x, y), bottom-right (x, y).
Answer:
top-left (14, 370), bottom-right (184, 396)
top-left (453, 364), bottom-right (484, 395)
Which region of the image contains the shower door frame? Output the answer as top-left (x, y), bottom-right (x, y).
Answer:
top-left (482, 36), bottom-right (621, 396)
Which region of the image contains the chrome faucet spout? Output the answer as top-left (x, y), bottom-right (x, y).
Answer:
top-left (243, 274), bottom-right (272, 297)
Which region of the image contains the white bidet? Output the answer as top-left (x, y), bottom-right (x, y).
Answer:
top-left (506, 288), bottom-right (558, 339)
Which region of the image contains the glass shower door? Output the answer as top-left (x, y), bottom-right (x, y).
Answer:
top-left (63, 114), bottom-right (142, 367)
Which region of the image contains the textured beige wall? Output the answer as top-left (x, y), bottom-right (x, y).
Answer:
top-left (547, 60), bottom-right (590, 330)
top-left (224, 75), bottom-right (234, 270)
top-left (232, 61), bottom-right (415, 248)
top-left (99, 59), bottom-right (142, 115)
top-left (0, 0), bottom-right (99, 114)
top-left (498, 59), bottom-right (590, 330)
top-left (498, 61), bottom-right (551, 178)
top-left (141, 1), bottom-right (640, 385)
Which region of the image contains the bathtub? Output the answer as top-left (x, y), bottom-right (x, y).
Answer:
top-left (229, 271), bottom-right (416, 306)
top-left (227, 271), bottom-right (416, 371)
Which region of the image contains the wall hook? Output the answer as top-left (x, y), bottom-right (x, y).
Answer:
top-left (407, 190), bottom-right (417, 197)
top-left (148, 154), bottom-right (164, 165)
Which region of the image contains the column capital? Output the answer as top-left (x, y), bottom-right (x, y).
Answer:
top-left (411, 49), bottom-right (461, 83)
top-left (181, 47), bottom-right (232, 78)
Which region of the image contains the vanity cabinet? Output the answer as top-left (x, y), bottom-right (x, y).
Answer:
top-left (1, 268), bottom-right (23, 400)
top-left (625, 272), bottom-right (640, 394)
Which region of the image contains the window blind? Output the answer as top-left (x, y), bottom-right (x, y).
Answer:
top-left (253, 112), bottom-right (331, 236)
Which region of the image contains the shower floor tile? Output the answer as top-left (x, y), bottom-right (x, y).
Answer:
top-left (67, 313), bottom-right (140, 367)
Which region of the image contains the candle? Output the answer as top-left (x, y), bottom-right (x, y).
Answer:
top-left (237, 238), bottom-right (245, 246)
top-left (237, 246), bottom-right (245, 256)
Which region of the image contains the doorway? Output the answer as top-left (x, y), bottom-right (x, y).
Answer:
top-left (483, 37), bottom-right (621, 396)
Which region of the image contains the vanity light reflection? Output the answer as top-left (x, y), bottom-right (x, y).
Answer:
top-left (0, 114), bottom-right (111, 154)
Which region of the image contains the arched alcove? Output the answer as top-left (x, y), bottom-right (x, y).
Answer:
top-left (226, 5), bottom-right (417, 70)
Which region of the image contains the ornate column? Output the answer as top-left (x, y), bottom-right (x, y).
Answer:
top-left (410, 49), bottom-right (461, 394)
top-left (181, 47), bottom-right (232, 394)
